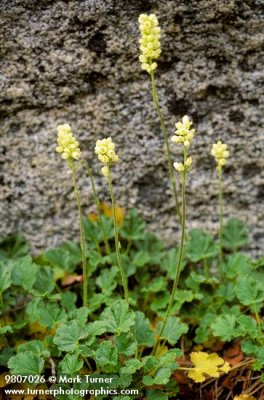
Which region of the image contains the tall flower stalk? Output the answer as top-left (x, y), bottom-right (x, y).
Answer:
top-left (83, 160), bottom-right (111, 255)
top-left (211, 141), bottom-right (229, 265)
top-left (95, 138), bottom-right (129, 304)
top-left (138, 13), bottom-right (181, 224)
top-left (153, 116), bottom-right (195, 355)
top-left (56, 124), bottom-right (88, 307)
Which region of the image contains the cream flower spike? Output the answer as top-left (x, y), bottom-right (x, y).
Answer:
top-left (138, 13), bottom-right (161, 74)
top-left (95, 137), bottom-right (119, 165)
top-left (171, 115), bottom-right (195, 147)
top-left (56, 124), bottom-right (81, 160)
top-left (211, 141), bottom-right (229, 170)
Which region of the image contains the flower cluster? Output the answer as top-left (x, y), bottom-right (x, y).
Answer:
top-left (171, 116), bottom-right (195, 174)
top-left (171, 115), bottom-right (195, 147)
top-left (95, 137), bottom-right (119, 177)
top-left (211, 141), bottom-right (229, 170)
top-left (173, 157), bottom-right (192, 173)
top-left (56, 124), bottom-right (81, 160)
top-left (138, 14), bottom-right (161, 74)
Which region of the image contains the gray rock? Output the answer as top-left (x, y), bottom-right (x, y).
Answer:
top-left (0, 0), bottom-right (263, 256)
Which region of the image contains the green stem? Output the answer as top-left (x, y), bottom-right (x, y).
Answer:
top-left (55, 282), bottom-right (62, 294)
top-left (69, 160), bottom-right (88, 307)
top-left (84, 356), bottom-right (93, 371)
top-left (153, 146), bottom-right (187, 356)
top-left (83, 161), bottom-right (111, 255)
top-left (150, 72), bottom-right (181, 225)
top-left (253, 303), bottom-right (263, 339)
top-left (218, 167), bottom-right (223, 268)
top-left (107, 168), bottom-right (129, 305)
top-left (0, 292), bottom-right (7, 325)
top-left (203, 259), bottom-right (209, 278)
top-left (125, 239), bottom-right (132, 255)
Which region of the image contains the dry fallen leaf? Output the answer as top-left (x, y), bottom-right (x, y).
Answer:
top-left (61, 273), bottom-right (82, 286)
top-left (224, 342), bottom-right (244, 366)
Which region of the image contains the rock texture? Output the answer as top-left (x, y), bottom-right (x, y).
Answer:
top-left (0, 0), bottom-right (263, 255)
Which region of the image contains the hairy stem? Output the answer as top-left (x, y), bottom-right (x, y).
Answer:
top-left (107, 168), bottom-right (129, 304)
top-left (69, 160), bottom-right (88, 307)
top-left (153, 146), bottom-right (187, 355)
top-left (83, 160), bottom-right (111, 255)
top-left (150, 72), bottom-right (181, 225)
top-left (218, 167), bottom-right (223, 267)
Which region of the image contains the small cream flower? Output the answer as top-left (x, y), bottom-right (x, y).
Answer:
top-left (138, 14), bottom-right (161, 74)
top-left (173, 156), bottom-right (192, 173)
top-left (101, 165), bottom-right (109, 177)
top-left (172, 116), bottom-right (195, 175)
top-left (211, 141), bottom-right (229, 170)
top-left (185, 156), bottom-right (193, 168)
top-left (95, 137), bottom-right (119, 166)
top-left (56, 124), bottom-right (81, 160)
top-left (171, 115), bottom-right (195, 147)
top-left (173, 162), bottom-right (184, 172)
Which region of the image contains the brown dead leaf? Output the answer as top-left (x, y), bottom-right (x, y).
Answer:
top-left (224, 342), bottom-right (244, 366)
top-left (222, 373), bottom-right (237, 391)
top-left (173, 370), bottom-right (188, 385)
top-left (61, 273), bottom-right (82, 286)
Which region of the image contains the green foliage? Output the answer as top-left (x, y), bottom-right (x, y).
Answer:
top-left (0, 262), bottom-right (12, 293)
top-left (17, 340), bottom-right (50, 358)
top-left (8, 351), bottom-right (45, 375)
top-left (95, 341), bottom-right (119, 372)
top-left (186, 230), bottom-right (218, 262)
top-left (235, 275), bottom-right (264, 307)
top-left (58, 353), bottom-right (84, 375)
top-left (100, 300), bottom-right (135, 334)
top-left (120, 209), bottom-right (145, 240)
top-left (53, 320), bottom-right (89, 352)
top-left (0, 210), bottom-right (263, 397)
top-left (0, 233), bottom-right (29, 260)
top-left (42, 241), bottom-right (81, 272)
top-left (157, 317), bottom-right (188, 345)
top-left (131, 311), bottom-right (154, 347)
top-left (147, 390), bottom-right (168, 400)
top-left (222, 218), bottom-right (248, 250)
top-left (11, 255), bottom-right (38, 290)
top-left (224, 252), bottom-right (252, 278)
top-left (211, 314), bottom-right (238, 341)
top-left (27, 299), bottom-right (67, 329)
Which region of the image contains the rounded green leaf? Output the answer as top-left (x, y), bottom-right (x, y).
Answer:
top-left (8, 351), bottom-right (45, 376)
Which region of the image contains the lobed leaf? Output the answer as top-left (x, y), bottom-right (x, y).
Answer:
top-left (100, 300), bottom-right (135, 334)
top-left (8, 351), bottom-right (45, 376)
top-left (157, 317), bottom-right (188, 345)
top-left (186, 230), bottom-right (218, 262)
top-left (223, 218), bottom-right (248, 250)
